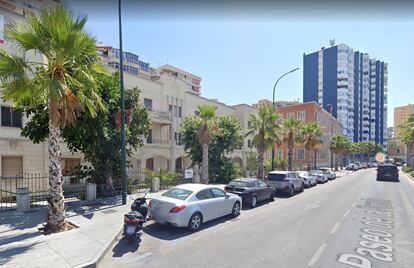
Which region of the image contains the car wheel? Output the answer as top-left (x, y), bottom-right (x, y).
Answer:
top-left (188, 212), bottom-right (203, 232)
top-left (300, 184), bottom-right (305, 192)
top-left (232, 202), bottom-right (241, 217)
top-left (250, 196), bottom-right (257, 208)
top-left (289, 187), bottom-right (295, 197)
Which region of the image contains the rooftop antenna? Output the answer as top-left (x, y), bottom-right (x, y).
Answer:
top-left (329, 39), bottom-right (335, 46)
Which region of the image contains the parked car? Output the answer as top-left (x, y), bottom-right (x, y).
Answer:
top-left (309, 170), bottom-right (328, 183)
top-left (265, 171), bottom-right (304, 196)
top-left (296, 171), bottom-right (317, 187)
top-left (361, 163), bottom-right (368, 169)
top-left (319, 167), bottom-right (336, 180)
top-left (149, 184), bottom-right (242, 231)
top-left (376, 164), bottom-right (399, 182)
top-left (224, 178), bottom-right (274, 208)
top-left (346, 163), bottom-right (358, 171)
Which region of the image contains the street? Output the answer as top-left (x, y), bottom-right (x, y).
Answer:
top-left (100, 169), bottom-right (414, 268)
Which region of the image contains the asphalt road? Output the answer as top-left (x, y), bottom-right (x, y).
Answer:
top-left (100, 169), bottom-right (414, 268)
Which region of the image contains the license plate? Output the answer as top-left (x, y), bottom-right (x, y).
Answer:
top-left (126, 226), bottom-right (135, 235)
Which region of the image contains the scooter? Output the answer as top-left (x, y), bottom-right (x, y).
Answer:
top-left (123, 192), bottom-right (149, 244)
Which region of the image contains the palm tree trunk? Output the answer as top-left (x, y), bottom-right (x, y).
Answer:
top-left (201, 143), bottom-right (209, 184)
top-left (258, 150), bottom-right (265, 179)
top-left (314, 149), bottom-right (317, 169)
top-left (45, 122), bottom-right (67, 233)
top-left (288, 147), bottom-right (293, 171)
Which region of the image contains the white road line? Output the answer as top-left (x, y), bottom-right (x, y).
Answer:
top-left (129, 251), bottom-right (154, 262)
top-left (330, 222), bottom-right (341, 234)
top-left (343, 210), bottom-right (350, 218)
top-left (308, 243), bottom-right (327, 266)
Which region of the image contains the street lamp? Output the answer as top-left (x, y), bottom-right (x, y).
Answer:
top-left (271, 67), bottom-right (300, 171)
top-left (118, 0), bottom-right (127, 205)
top-left (326, 104), bottom-right (334, 170)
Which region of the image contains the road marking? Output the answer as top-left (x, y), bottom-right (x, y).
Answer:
top-left (130, 251), bottom-right (154, 262)
top-left (343, 210), bottom-right (351, 218)
top-left (330, 222), bottom-right (342, 234)
top-left (170, 236), bottom-right (191, 246)
top-left (308, 243), bottom-right (327, 266)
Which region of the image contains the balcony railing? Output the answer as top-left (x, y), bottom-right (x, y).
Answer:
top-left (149, 109), bottom-right (171, 121)
top-left (146, 138), bottom-right (170, 145)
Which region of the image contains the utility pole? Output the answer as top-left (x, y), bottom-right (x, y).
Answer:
top-left (118, 0), bottom-right (127, 205)
top-left (327, 104), bottom-right (334, 169)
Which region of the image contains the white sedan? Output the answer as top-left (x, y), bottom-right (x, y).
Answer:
top-left (149, 184), bottom-right (242, 231)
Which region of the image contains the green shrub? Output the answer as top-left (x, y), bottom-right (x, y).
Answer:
top-left (410, 171), bottom-right (414, 178)
top-left (402, 166), bottom-right (413, 173)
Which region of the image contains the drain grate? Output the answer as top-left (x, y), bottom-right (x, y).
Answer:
top-left (100, 209), bottom-right (118, 214)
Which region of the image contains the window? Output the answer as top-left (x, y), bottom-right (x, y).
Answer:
top-left (396, 148), bottom-right (400, 154)
top-left (196, 189), bottom-right (214, 200)
top-left (1, 156), bottom-right (23, 177)
top-left (144, 98), bottom-right (152, 110)
top-left (178, 107), bottom-right (182, 118)
top-left (277, 150), bottom-right (283, 158)
top-left (1, 106), bottom-right (22, 128)
top-left (257, 181), bottom-right (267, 188)
top-left (248, 140), bottom-right (252, 148)
top-left (162, 188), bottom-right (193, 200)
top-left (287, 112), bottom-right (295, 119)
top-left (297, 148), bottom-right (305, 160)
top-left (211, 188), bottom-right (226, 198)
top-left (194, 110), bottom-right (200, 116)
top-left (147, 129), bottom-right (153, 144)
top-left (297, 111), bottom-right (306, 122)
top-left (62, 158), bottom-right (81, 176)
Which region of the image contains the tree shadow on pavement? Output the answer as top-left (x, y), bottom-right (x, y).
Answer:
top-left (111, 237), bottom-right (141, 258)
top-left (0, 242), bottom-right (40, 266)
top-left (0, 208), bottom-right (47, 231)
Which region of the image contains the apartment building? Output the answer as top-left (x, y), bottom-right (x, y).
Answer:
top-left (97, 45), bottom-right (257, 175)
top-left (0, 0), bottom-right (64, 177)
top-left (273, 102), bottom-right (343, 169)
top-left (303, 43), bottom-right (388, 147)
top-left (253, 99), bottom-right (300, 109)
top-left (0, 32), bottom-right (258, 178)
top-left (394, 104), bottom-right (414, 138)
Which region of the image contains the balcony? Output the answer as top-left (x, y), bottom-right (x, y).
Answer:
top-left (149, 109), bottom-right (171, 125)
top-left (146, 138), bottom-right (170, 145)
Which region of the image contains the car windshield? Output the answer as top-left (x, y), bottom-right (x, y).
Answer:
top-left (309, 171), bottom-right (321, 175)
top-left (297, 172), bottom-right (307, 176)
top-left (267, 173), bottom-right (286, 181)
top-left (162, 188), bottom-right (193, 200)
top-left (378, 166), bottom-right (397, 172)
top-left (228, 180), bottom-right (250, 187)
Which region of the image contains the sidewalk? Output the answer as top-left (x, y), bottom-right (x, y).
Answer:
top-left (0, 192), bottom-right (164, 268)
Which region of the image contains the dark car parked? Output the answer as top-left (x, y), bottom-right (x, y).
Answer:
top-left (224, 178), bottom-right (275, 208)
top-left (376, 164), bottom-right (399, 181)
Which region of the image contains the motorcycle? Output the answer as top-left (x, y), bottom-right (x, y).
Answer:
top-left (123, 192), bottom-right (149, 244)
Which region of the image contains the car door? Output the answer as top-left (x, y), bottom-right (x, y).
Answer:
top-left (195, 189), bottom-right (216, 222)
top-left (257, 180), bottom-right (270, 200)
top-left (288, 173), bottom-right (299, 190)
top-left (210, 188), bottom-right (231, 217)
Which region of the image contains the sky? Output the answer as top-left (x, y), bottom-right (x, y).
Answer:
top-left (68, 1), bottom-right (414, 127)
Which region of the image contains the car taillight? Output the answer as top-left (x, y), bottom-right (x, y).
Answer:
top-left (148, 200), bottom-right (152, 208)
top-left (169, 205), bottom-right (186, 213)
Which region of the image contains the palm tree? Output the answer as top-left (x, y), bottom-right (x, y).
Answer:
top-left (197, 105), bottom-right (217, 184)
top-left (245, 106), bottom-right (280, 179)
top-left (0, 6), bottom-right (105, 233)
top-left (330, 135), bottom-right (350, 171)
top-left (302, 122), bottom-right (324, 170)
top-left (282, 117), bottom-right (303, 171)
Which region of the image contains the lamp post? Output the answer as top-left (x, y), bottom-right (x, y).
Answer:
top-left (118, 0), bottom-right (127, 205)
top-left (271, 67), bottom-right (300, 171)
top-left (326, 104), bottom-right (334, 170)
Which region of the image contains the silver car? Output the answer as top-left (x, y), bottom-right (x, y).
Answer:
top-left (149, 184), bottom-right (242, 231)
top-left (309, 170), bottom-right (328, 183)
top-left (265, 171), bottom-right (304, 196)
top-left (297, 171), bottom-right (317, 187)
top-left (319, 167), bottom-right (336, 180)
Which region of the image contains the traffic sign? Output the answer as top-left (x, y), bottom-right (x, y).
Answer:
top-left (375, 152), bottom-right (386, 163)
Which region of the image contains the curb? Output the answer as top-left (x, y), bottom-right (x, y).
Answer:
top-left (73, 224), bottom-right (124, 268)
top-left (401, 170), bottom-right (414, 182)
